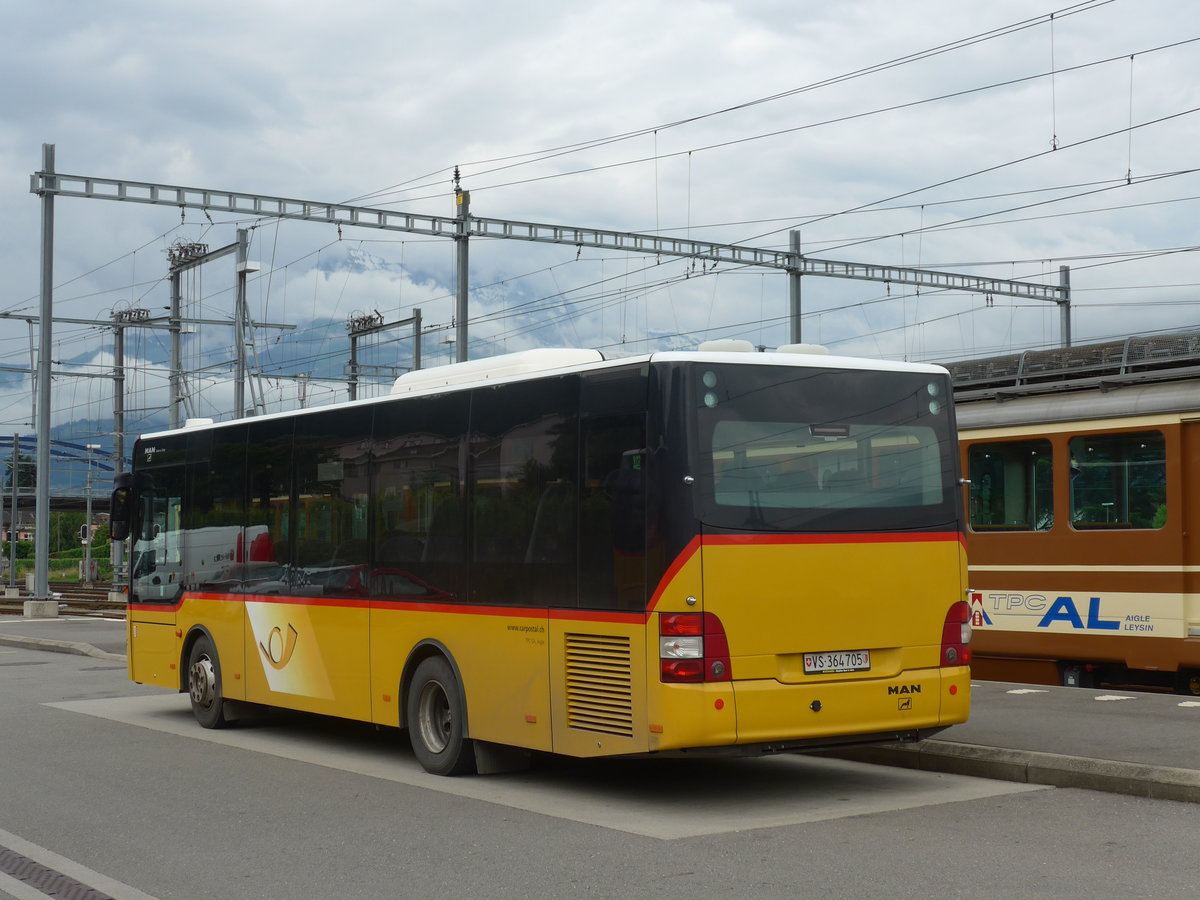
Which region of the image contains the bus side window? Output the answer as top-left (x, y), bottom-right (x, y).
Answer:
top-left (579, 367), bottom-right (649, 611)
top-left (469, 376), bottom-right (579, 607)
top-left (293, 407), bottom-right (373, 597)
top-left (371, 391), bottom-right (468, 603)
top-left (580, 420), bottom-right (647, 610)
top-left (247, 418), bottom-right (294, 593)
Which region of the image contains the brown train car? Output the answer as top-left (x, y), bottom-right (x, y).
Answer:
top-left (950, 333), bottom-right (1200, 694)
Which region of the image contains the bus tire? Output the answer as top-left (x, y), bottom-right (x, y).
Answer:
top-left (1175, 669), bottom-right (1200, 697)
top-left (187, 635), bottom-right (228, 729)
top-left (407, 656), bottom-right (475, 776)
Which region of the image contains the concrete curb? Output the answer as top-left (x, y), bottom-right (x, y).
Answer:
top-left (0, 634), bottom-right (126, 664)
top-left (828, 740), bottom-right (1200, 804)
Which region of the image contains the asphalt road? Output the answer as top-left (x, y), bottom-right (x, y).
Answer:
top-left (1, 641), bottom-right (1198, 898)
top-left (2, 615), bottom-right (1197, 801)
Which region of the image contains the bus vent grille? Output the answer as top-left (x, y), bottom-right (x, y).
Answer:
top-left (564, 633), bottom-right (634, 737)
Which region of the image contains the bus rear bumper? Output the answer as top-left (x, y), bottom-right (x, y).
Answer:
top-left (731, 666), bottom-right (970, 747)
top-left (643, 666), bottom-right (969, 755)
top-left (645, 725), bottom-right (949, 760)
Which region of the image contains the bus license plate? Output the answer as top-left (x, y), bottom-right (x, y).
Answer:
top-left (803, 650), bottom-right (871, 674)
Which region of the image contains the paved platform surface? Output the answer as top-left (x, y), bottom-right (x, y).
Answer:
top-left (2, 614), bottom-right (1197, 802)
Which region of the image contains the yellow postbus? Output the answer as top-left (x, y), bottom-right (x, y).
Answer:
top-left (111, 343), bottom-right (971, 775)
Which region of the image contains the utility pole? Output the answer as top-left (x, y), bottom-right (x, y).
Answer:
top-left (233, 228), bottom-right (261, 418)
top-left (8, 434), bottom-right (18, 591)
top-left (168, 260), bottom-right (184, 429)
top-left (347, 308), bottom-right (424, 400)
top-left (32, 143), bottom-right (55, 607)
top-left (167, 235), bottom-right (274, 422)
top-left (787, 230), bottom-right (803, 344)
top-left (109, 308), bottom-right (146, 587)
top-left (454, 169), bottom-right (470, 364)
top-left (1059, 266), bottom-right (1072, 348)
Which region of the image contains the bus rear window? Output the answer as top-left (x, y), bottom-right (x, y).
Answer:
top-left (711, 420), bottom-right (945, 510)
top-left (692, 363), bottom-right (958, 532)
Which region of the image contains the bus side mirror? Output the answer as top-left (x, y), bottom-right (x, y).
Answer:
top-left (110, 472), bottom-right (133, 542)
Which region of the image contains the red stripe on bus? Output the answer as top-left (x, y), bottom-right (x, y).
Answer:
top-left (127, 602), bottom-right (182, 613)
top-left (548, 608), bottom-right (650, 625)
top-left (127, 530), bottom-right (961, 618)
top-left (701, 531), bottom-right (965, 548)
top-left (647, 535), bottom-right (703, 611)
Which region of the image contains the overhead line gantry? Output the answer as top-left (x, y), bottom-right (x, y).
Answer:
top-left (27, 142), bottom-right (1071, 601)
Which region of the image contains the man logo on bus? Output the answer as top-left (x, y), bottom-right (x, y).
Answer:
top-left (260, 624), bottom-right (299, 670)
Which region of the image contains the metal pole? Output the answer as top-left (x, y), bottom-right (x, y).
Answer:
top-left (169, 269), bottom-right (182, 429)
top-left (788, 230), bottom-right (803, 345)
top-left (84, 444), bottom-right (99, 585)
top-left (454, 190), bottom-right (470, 363)
top-left (412, 307), bottom-right (422, 371)
top-left (111, 323), bottom-right (125, 584)
top-left (8, 434), bottom-right (17, 590)
top-left (1059, 265), bottom-right (1072, 349)
top-left (34, 143), bottom-right (54, 602)
top-left (348, 331), bottom-right (358, 402)
top-left (234, 229), bottom-right (249, 418)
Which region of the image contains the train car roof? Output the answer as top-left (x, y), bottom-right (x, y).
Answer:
top-left (956, 378), bottom-right (1200, 431)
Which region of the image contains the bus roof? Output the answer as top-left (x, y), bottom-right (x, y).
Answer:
top-left (138, 345), bottom-right (949, 440)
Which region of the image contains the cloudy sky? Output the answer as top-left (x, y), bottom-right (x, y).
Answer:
top-left (2, 0), bottom-right (1198, 437)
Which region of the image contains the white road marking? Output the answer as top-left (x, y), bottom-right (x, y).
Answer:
top-left (0, 870), bottom-right (51, 900)
top-left (1006, 689), bottom-right (1049, 695)
top-left (1178, 701), bottom-right (1200, 708)
top-left (46, 694), bottom-right (1047, 840)
top-left (1093, 694), bottom-right (1136, 702)
top-left (0, 826), bottom-right (161, 900)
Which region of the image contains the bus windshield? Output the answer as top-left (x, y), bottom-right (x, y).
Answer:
top-left (690, 362), bottom-right (958, 533)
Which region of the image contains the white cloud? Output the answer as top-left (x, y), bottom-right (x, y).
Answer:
top-left (1, 0), bottom-right (1197, 442)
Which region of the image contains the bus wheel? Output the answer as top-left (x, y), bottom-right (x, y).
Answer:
top-left (407, 656), bottom-right (475, 776)
top-left (187, 636), bottom-right (228, 729)
top-left (1175, 669), bottom-right (1200, 697)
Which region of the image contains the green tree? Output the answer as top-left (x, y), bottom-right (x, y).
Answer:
top-left (4, 452), bottom-right (35, 491)
top-left (50, 511), bottom-right (86, 554)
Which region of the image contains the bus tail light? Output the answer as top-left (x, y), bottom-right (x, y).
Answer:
top-left (660, 612), bottom-right (732, 682)
top-left (941, 601), bottom-right (972, 666)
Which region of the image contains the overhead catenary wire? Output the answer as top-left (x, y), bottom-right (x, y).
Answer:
top-left (350, 1), bottom-right (1119, 206)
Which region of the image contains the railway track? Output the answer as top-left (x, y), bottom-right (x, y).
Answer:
top-left (0, 582), bottom-right (125, 617)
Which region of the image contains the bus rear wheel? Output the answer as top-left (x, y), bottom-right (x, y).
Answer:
top-left (407, 656), bottom-right (475, 776)
top-left (187, 635), bottom-right (228, 729)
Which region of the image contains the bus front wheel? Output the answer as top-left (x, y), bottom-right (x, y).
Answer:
top-left (187, 635), bottom-right (228, 729)
top-left (407, 656), bottom-right (475, 776)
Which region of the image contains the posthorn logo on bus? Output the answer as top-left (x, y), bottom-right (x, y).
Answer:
top-left (259, 624), bottom-right (299, 670)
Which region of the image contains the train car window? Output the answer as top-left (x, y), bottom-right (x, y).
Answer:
top-left (1069, 431), bottom-right (1166, 530)
top-left (967, 440), bottom-right (1053, 531)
